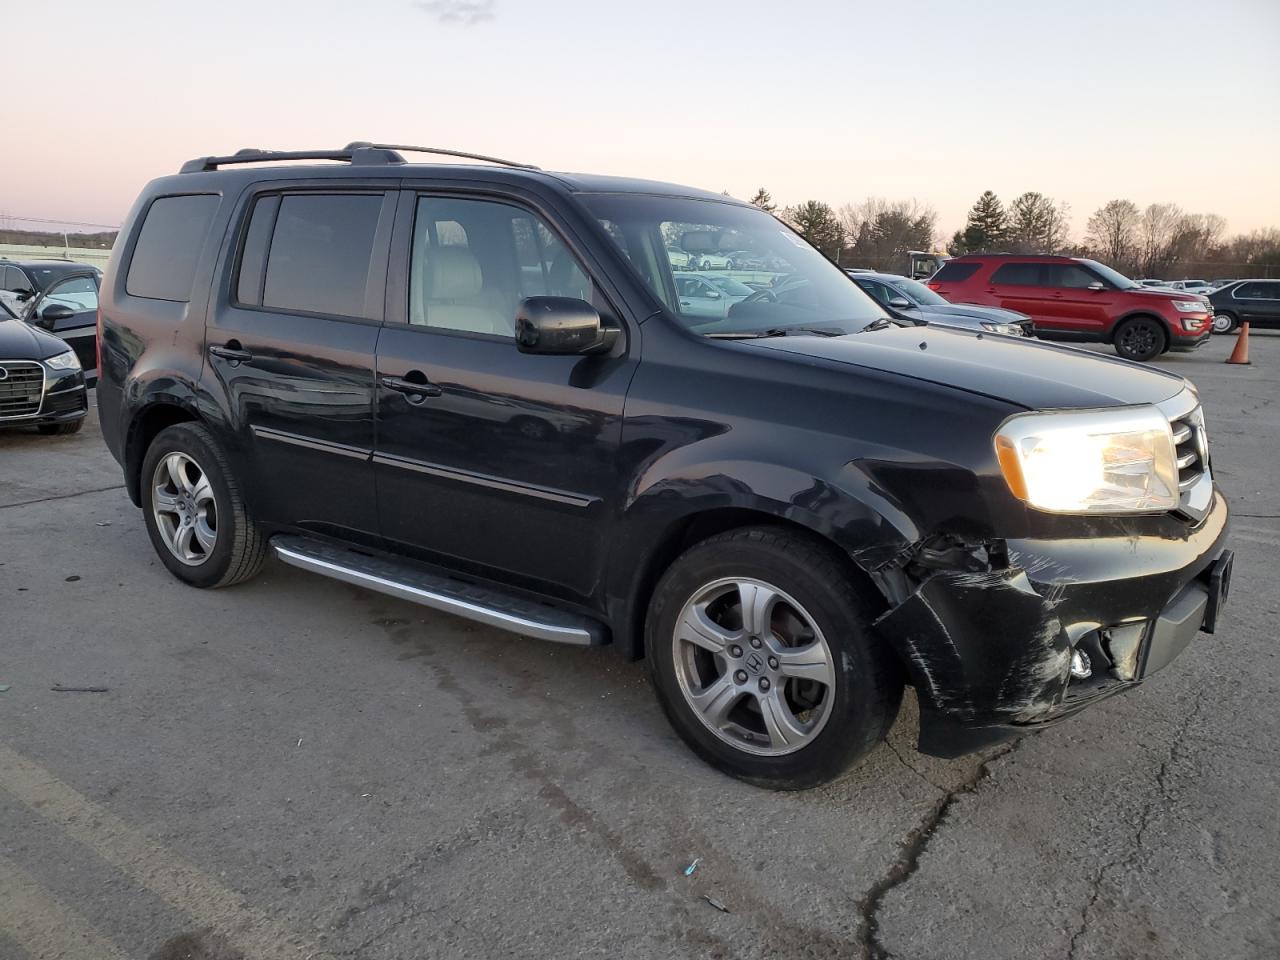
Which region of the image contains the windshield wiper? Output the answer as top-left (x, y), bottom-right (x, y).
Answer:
top-left (707, 326), bottom-right (847, 340)
top-left (854, 317), bottom-right (898, 333)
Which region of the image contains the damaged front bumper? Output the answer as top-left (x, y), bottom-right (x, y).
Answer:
top-left (875, 490), bottom-right (1231, 758)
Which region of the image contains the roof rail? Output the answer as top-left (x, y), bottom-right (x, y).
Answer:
top-left (343, 142), bottom-right (540, 170)
top-left (179, 142), bottom-right (538, 174)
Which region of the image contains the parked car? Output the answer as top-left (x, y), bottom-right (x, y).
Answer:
top-left (98, 142), bottom-right (1231, 789)
top-left (1, 258), bottom-right (101, 318)
top-left (1169, 279), bottom-right (1212, 295)
top-left (666, 247), bottom-right (695, 269)
top-left (929, 255), bottom-right (1213, 362)
top-left (20, 269), bottom-right (101, 383)
top-left (1207, 279), bottom-right (1280, 333)
top-left (0, 295), bottom-right (89, 434)
top-left (850, 272), bottom-right (1033, 337)
top-left (1137, 279), bottom-right (1171, 289)
top-left (673, 272), bottom-right (753, 320)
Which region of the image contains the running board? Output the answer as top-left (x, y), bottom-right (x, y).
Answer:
top-left (271, 535), bottom-right (606, 646)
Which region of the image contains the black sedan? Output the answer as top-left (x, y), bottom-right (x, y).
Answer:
top-left (0, 298), bottom-right (88, 435)
top-left (847, 271), bottom-right (1034, 337)
top-left (1208, 279), bottom-right (1280, 333)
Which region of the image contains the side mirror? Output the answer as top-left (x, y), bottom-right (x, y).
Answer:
top-left (1087, 281), bottom-right (1106, 291)
top-left (706, 290), bottom-right (722, 300)
top-left (888, 297), bottom-right (912, 309)
top-left (38, 303), bottom-right (76, 328)
top-left (515, 296), bottom-right (618, 356)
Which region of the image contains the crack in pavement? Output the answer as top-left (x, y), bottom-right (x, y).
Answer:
top-left (884, 738), bottom-right (946, 793)
top-left (0, 484), bottom-right (126, 510)
top-left (1064, 684), bottom-right (1211, 960)
top-left (856, 739), bottom-right (1021, 960)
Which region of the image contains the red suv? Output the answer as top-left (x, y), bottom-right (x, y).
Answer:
top-left (928, 255), bottom-right (1212, 362)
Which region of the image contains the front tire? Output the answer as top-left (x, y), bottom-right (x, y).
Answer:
top-left (1114, 316), bottom-right (1167, 362)
top-left (645, 527), bottom-right (902, 789)
top-left (141, 422), bottom-right (266, 588)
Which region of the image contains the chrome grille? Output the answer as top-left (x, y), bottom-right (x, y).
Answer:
top-left (0, 361), bottom-right (45, 420)
top-left (1170, 406), bottom-right (1208, 496)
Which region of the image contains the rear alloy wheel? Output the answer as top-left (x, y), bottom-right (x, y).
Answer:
top-left (647, 527), bottom-right (901, 789)
top-left (1114, 317), bottom-right (1167, 362)
top-left (1212, 312), bottom-right (1238, 334)
top-left (141, 422), bottom-right (266, 588)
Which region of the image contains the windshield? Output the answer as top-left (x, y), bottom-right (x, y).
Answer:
top-left (887, 277), bottom-right (948, 306)
top-left (1082, 259), bottom-right (1139, 290)
top-left (583, 194), bottom-right (885, 335)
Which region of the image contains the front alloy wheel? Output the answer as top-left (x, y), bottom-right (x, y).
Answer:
top-left (1114, 317), bottom-right (1166, 362)
top-left (646, 527), bottom-right (902, 789)
top-left (673, 578), bottom-right (835, 755)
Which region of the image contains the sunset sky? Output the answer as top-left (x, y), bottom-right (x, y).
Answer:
top-left (6, 0), bottom-right (1279, 242)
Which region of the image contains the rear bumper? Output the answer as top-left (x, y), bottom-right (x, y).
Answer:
top-left (875, 491), bottom-right (1230, 758)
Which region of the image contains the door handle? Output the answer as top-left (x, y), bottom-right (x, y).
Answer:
top-left (209, 341), bottom-right (252, 363)
top-left (380, 374), bottom-right (442, 400)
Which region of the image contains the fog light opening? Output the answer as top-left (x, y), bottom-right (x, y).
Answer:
top-left (1070, 649), bottom-right (1093, 680)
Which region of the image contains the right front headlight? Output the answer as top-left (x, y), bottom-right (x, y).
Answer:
top-left (994, 407), bottom-right (1178, 514)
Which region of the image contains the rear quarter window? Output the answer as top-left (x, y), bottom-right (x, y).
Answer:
top-left (931, 262), bottom-right (980, 283)
top-left (126, 195), bottom-right (221, 302)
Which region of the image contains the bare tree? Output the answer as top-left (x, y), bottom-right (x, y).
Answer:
top-left (1085, 199), bottom-right (1140, 269)
top-left (1135, 203), bottom-right (1183, 277)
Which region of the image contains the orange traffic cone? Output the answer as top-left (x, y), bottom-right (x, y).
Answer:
top-left (1226, 322), bottom-right (1251, 365)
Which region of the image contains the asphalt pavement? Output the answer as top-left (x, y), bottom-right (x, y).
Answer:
top-left (2, 332), bottom-right (1278, 960)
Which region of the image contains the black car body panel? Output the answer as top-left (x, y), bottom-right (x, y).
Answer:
top-left (0, 303), bottom-right (89, 426)
top-left (97, 153), bottom-right (1231, 759)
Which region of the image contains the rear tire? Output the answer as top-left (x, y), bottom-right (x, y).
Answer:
top-left (1213, 312), bottom-right (1238, 334)
top-left (645, 526), bottom-right (902, 790)
top-left (37, 419), bottom-right (84, 436)
top-left (1113, 316), bottom-right (1167, 362)
top-left (140, 422), bottom-right (266, 589)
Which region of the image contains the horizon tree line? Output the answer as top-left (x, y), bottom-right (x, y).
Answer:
top-left (746, 187), bottom-right (1279, 279)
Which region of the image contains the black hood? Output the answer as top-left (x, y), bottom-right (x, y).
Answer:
top-left (745, 325), bottom-right (1187, 410)
top-left (0, 316), bottom-right (68, 360)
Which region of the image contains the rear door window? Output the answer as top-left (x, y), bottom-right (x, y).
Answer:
top-left (990, 263), bottom-right (1043, 286)
top-left (126, 195), bottom-right (220, 301)
top-left (1236, 281), bottom-right (1278, 300)
top-left (260, 194), bottom-right (386, 319)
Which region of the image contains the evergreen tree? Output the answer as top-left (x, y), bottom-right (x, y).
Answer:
top-left (783, 201), bottom-right (845, 260)
top-left (955, 191), bottom-right (1008, 253)
top-left (750, 188), bottom-right (776, 213)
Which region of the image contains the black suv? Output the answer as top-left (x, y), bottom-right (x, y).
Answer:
top-left (98, 143), bottom-right (1232, 788)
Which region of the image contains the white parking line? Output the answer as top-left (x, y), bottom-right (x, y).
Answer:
top-left (0, 744), bottom-right (335, 960)
top-left (0, 853), bottom-right (129, 960)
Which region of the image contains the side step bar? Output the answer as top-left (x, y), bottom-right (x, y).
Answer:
top-left (271, 535), bottom-right (607, 646)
